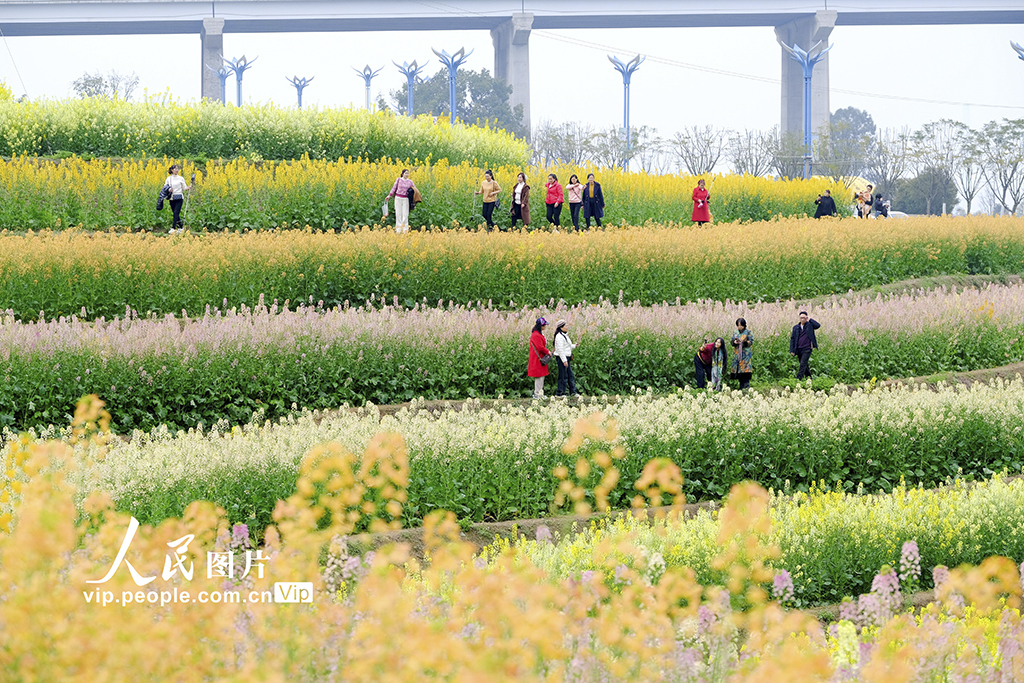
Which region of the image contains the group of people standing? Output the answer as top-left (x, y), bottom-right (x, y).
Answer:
top-left (692, 313), bottom-right (821, 391)
top-left (476, 171), bottom-right (606, 231)
top-left (814, 184), bottom-right (890, 219)
top-left (384, 169), bottom-right (722, 233)
top-left (527, 312), bottom-right (821, 399)
top-left (528, 317), bottom-right (579, 399)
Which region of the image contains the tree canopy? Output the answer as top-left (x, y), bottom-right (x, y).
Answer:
top-left (380, 68), bottom-right (527, 139)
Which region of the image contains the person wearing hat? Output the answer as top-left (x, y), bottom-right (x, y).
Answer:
top-left (528, 317), bottom-right (552, 399)
top-left (552, 319), bottom-right (579, 397)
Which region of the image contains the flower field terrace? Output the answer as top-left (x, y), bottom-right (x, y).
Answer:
top-left (5, 401), bottom-right (1024, 681)
top-left (1, 281), bottom-right (1021, 431)
top-left (0, 155), bottom-right (848, 231)
top-left (19, 377), bottom-right (1024, 536)
top-left (0, 215), bottom-right (1022, 319)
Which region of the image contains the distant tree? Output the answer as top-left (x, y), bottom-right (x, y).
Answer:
top-left (587, 127), bottom-right (633, 169)
top-left (866, 128), bottom-right (912, 204)
top-left (912, 119), bottom-right (986, 214)
top-left (896, 167), bottom-right (958, 215)
top-left (728, 129), bottom-right (774, 177)
top-left (629, 126), bottom-right (666, 174)
top-left (830, 107), bottom-right (876, 142)
top-left (379, 67), bottom-right (526, 139)
top-left (531, 120), bottom-right (594, 166)
top-left (71, 70), bottom-right (139, 100)
top-left (670, 125), bottom-right (729, 176)
top-left (814, 122), bottom-right (870, 184)
top-left (766, 127), bottom-right (807, 180)
top-left (825, 107), bottom-right (875, 178)
top-left (976, 118), bottom-right (1024, 215)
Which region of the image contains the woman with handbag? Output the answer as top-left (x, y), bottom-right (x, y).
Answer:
top-left (528, 317), bottom-right (551, 399)
top-left (510, 172), bottom-right (531, 229)
top-left (385, 169), bottom-right (418, 234)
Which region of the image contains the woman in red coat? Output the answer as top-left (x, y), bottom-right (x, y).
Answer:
top-left (692, 178), bottom-right (711, 226)
top-left (528, 317), bottom-right (551, 399)
top-left (544, 174), bottom-right (564, 228)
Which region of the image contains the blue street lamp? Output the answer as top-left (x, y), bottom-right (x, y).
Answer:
top-left (779, 40), bottom-right (832, 179)
top-left (224, 55), bottom-right (258, 107)
top-left (432, 47), bottom-right (473, 124)
top-left (286, 76), bottom-right (314, 109)
top-left (207, 65), bottom-right (231, 104)
top-left (394, 60), bottom-right (427, 117)
top-left (353, 65), bottom-right (384, 110)
top-left (608, 54), bottom-right (645, 170)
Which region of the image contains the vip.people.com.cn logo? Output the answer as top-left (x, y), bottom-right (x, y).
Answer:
top-left (82, 516), bottom-right (314, 606)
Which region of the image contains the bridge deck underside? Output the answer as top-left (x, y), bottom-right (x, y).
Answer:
top-left (1, 10), bottom-right (1022, 36)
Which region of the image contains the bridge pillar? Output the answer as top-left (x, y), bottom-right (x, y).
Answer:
top-left (775, 11), bottom-right (836, 143)
top-left (201, 18), bottom-right (225, 102)
top-left (491, 13), bottom-right (533, 136)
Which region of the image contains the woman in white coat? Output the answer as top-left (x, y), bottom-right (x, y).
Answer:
top-left (553, 319), bottom-right (579, 397)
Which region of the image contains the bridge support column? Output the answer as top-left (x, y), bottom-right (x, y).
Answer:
top-left (775, 11), bottom-right (836, 142)
top-left (491, 13), bottom-right (533, 136)
top-left (201, 18), bottom-right (225, 102)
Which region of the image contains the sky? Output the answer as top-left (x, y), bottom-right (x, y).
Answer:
top-left (2, 21), bottom-right (1024, 137)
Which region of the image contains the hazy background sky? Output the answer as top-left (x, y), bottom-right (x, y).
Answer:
top-left (2, 22), bottom-right (1023, 135)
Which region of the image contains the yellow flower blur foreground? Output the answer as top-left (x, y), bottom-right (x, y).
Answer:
top-left (4, 398), bottom-right (1024, 680)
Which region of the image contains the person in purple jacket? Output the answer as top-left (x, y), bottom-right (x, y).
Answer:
top-left (789, 311), bottom-right (821, 380)
top-left (386, 169), bottom-right (418, 234)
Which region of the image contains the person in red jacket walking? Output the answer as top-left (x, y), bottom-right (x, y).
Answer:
top-left (692, 178), bottom-right (711, 226)
top-left (528, 317), bottom-right (551, 399)
top-left (544, 174), bottom-right (564, 228)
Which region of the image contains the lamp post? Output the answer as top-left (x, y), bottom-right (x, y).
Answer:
top-left (432, 47), bottom-right (473, 124)
top-left (207, 65), bottom-right (231, 104)
top-left (394, 60), bottom-right (427, 117)
top-left (224, 55), bottom-right (257, 107)
top-left (779, 40), bottom-right (832, 179)
top-left (353, 65), bottom-right (383, 110)
top-left (286, 76), bottom-right (314, 109)
top-left (608, 54), bottom-right (644, 170)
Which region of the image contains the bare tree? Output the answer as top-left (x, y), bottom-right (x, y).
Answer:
top-left (951, 124), bottom-right (985, 215)
top-left (670, 125), bottom-right (728, 175)
top-left (587, 127), bottom-right (632, 169)
top-left (913, 119), bottom-right (986, 214)
top-left (629, 126), bottom-right (665, 174)
top-left (866, 127), bottom-right (911, 204)
top-left (728, 129), bottom-right (774, 177)
top-left (977, 118), bottom-right (1024, 215)
top-left (531, 120), bottom-right (594, 166)
top-left (766, 127), bottom-right (807, 180)
top-left (72, 70), bottom-right (140, 101)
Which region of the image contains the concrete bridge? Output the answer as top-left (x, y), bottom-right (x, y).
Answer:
top-left (2, 0), bottom-right (1023, 139)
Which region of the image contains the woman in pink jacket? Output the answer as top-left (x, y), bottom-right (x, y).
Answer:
top-left (564, 174), bottom-right (584, 231)
top-left (544, 174), bottom-right (564, 228)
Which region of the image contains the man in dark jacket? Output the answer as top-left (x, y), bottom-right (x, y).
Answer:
top-left (789, 311), bottom-right (821, 380)
top-left (813, 190), bottom-right (837, 218)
